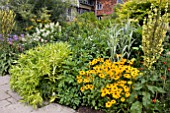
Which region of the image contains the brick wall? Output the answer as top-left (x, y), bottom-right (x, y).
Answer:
top-left (78, 0), bottom-right (126, 16)
top-left (96, 0), bottom-right (126, 16)
top-left (96, 0), bottom-right (116, 16)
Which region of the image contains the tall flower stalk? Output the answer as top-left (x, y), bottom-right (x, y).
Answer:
top-left (142, 0), bottom-right (169, 69)
top-left (0, 9), bottom-right (16, 41)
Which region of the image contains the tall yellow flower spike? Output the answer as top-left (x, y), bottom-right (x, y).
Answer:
top-left (142, 1), bottom-right (169, 69)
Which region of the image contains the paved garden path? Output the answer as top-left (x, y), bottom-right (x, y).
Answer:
top-left (0, 75), bottom-right (77, 113)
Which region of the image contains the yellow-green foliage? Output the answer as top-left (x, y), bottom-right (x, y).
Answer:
top-left (10, 42), bottom-right (71, 108)
top-left (142, 2), bottom-right (169, 69)
top-left (115, 0), bottom-right (170, 23)
top-left (0, 9), bottom-right (15, 39)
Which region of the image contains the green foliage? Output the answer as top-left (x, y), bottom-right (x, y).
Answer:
top-left (142, 2), bottom-right (169, 69)
top-left (129, 69), bottom-right (166, 113)
top-left (55, 13), bottom-right (112, 109)
top-left (62, 12), bottom-right (114, 40)
top-left (0, 9), bottom-right (16, 76)
top-left (115, 0), bottom-right (170, 24)
top-left (0, 33), bottom-right (42, 76)
top-left (5, 0), bottom-right (70, 33)
top-left (57, 30), bottom-right (110, 109)
top-left (10, 42), bottom-right (71, 108)
top-left (0, 47), bottom-right (17, 76)
top-left (57, 56), bottom-right (82, 109)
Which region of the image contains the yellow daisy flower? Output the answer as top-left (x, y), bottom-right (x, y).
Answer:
top-left (120, 97), bottom-right (125, 102)
top-left (105, 101), bottom-right (112, 108)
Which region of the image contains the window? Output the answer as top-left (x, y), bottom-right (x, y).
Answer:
top-left (97, 3), bottom-right (102, 10)
top-left (77, 8), bottom-right (90, 14)
top-left (66, 8), bottom-right (72, 16)
top-left (97, 16), bottom-right (102, 20)
top-left (117, 0), bottom-right (123, 4)
top-left (79, 0), bottom-right (94, 6)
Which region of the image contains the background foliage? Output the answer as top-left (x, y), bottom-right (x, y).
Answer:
top-left (114, 0), bottom-right (170, 25)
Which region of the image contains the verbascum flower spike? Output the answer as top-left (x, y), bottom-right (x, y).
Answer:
top-left (0, 9), bottom-right (16, 41)
top-left (142, 1), bottom-right (169, 69)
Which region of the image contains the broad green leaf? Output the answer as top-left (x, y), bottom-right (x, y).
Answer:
top-left (130, 101), bottom-right (142, 113)
top-left (142, 92), bottom-right (151, 107)
top-left (147, 85), bottom-right (156, 94)
top-left (134, 83), bottom-right (143, 90)
top-left (155, 87), bottom-right (165, 93)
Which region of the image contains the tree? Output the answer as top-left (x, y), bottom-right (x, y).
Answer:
top-left (0, 0), bottom-right (71, 33)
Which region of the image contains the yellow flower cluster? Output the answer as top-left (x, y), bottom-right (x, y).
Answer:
top-left (80, 84), bottom-right (94, 92)
top-left (77, 58), bottom-right (141, 108)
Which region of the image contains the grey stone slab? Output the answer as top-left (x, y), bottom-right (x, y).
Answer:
top-left (0, 83), bottom-right (10, 92)
top-left (6, 90), bottom-right (21, 101)
top-left (0, 99), bottom-right (11, 108)
top-left (0, 91), bottom-right (11, 100)
top-left (0, 75), bottom-right (10, 85)
top-left (7, 97), bottom-right (18, 104)
top-left (0, 102), bottom-right (33, 113)
top-left (0, 75), bottom-right (77, 113)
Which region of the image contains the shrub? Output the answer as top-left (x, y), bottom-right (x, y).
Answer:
top-left (10, 42), bottom-right (70, 108)
top-left (57, 29), bottom-right (110, 109)
top-left (57, 56), bottom-right (82, 109)
top-left (2, 0), bottom-right (71, 33)
top-left (114, 0), bottom-right (170, 25)
top-left (129, 68), bottom-right (166, 113)
top-left (0, 34), bottom-right (26, 76)
top-left (56, 16), bottom-right (112, 108)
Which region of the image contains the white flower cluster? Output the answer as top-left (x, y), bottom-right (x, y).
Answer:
top-left (27, 22), bottom-right (61, 43)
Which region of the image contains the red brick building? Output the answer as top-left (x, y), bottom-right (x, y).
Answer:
top-left (67, 0), bottom-right (126, 20)
top-left (78, 0), bottom-right (125, 18)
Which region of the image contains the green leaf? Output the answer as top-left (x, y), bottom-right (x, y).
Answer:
top-left (142, 92), bottom-right (151, 107)
top-left (92, 100), bottom-right (96, 106)
top-left (50, 95), bottom-right (58, 103)
top-left (130, 101), bottom-right (142, 113)
top-left (132, 47), bottom-right (139, 50)
top-left (155, 87), bottom-right (165, 93)
top-left (134, 83), bottom-right (143, 90)
top-left (147, 85), bottom-right (156, 94)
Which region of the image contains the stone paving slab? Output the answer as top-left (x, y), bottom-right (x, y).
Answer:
top-left (0, 75), bottom-right (10, 85)
top-left (0, 75), bottom-right (77, 113)
top-left (0, 91), bottom-right (11, 100)
top-left (0, 83), bottom-right (11, 91)
top-left (6, 90), bottom-right (22, 101)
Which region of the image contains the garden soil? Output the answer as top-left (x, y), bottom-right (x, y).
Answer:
top-left (77, 107), bottom-right (105, 113)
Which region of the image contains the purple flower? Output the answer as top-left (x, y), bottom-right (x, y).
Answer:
top-left (0, 34), bottom-right (2, 38)
top-left (8, 41), bottom-right (13, 45)
top-left (13, 35), bottom-right (19, 41)
top-left (7, 38), bottom-right (13, 42)
top-left (20, 34), bottom-right (25, 38)
top-left (0, 34), bottom-right (4, 41)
